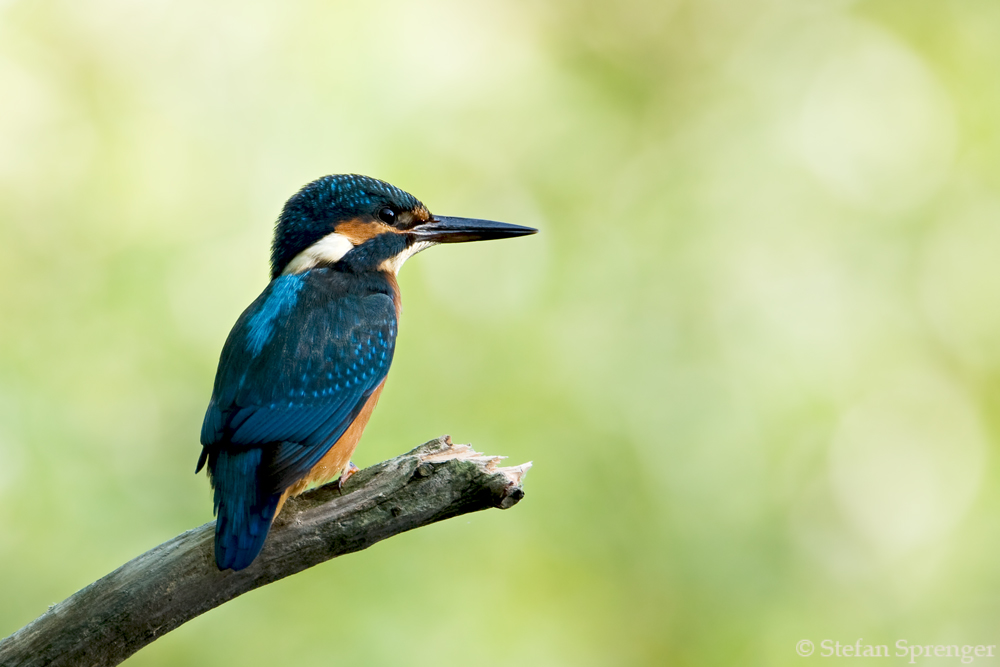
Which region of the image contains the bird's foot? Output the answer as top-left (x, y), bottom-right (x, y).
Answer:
top-left (336, 461), bottom-right (360, 493)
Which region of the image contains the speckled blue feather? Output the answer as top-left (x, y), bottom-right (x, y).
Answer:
top-left (199, 268), bottom-right (398, 570)
top-left (270, 174), bottom-right (424, 279)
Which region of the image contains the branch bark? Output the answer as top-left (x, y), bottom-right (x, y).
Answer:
top-left (0, 436), bottom-right (530, 667)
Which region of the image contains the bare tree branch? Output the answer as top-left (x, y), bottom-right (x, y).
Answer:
top-left (0, 436), bottom-right (530, 667)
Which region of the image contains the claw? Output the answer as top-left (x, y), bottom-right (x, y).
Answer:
top-left (336, 461), bottom-right (360, 493)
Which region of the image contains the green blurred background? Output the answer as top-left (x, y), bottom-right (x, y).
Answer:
top-left (3, 0), bottom-right (1000, 664)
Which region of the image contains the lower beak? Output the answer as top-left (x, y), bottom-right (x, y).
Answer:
top-left (412, 216), bottom-right (538, 243)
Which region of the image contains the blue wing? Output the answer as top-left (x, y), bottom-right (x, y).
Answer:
top-left (199, 270), bottom-right (397, 570)
top-left (200, 271), bottom-right (397, 490)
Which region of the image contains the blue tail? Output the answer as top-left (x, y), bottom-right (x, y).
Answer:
top-left (210, 448), bottom-right (281, 571)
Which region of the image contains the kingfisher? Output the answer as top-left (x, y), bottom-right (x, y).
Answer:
top-left (195, 174), bottom-right (536, 571)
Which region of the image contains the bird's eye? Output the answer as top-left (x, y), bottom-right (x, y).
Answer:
top-left (377, 207), bottom-right (397, 224)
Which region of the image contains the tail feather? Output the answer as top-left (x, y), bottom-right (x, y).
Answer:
top-left (209, 448), bottom-right (280, 571)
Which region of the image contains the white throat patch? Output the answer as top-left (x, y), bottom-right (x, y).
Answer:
top-left (282, 232), bottom-right (355, 275)
top-left (380, 240), bottom-right (435, 275)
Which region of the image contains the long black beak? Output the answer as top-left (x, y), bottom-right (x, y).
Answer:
top-left (413, 216), bottom-right (538, 243)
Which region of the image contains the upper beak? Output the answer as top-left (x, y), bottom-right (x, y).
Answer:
top-left (412, 216), bottom-right (538, 244)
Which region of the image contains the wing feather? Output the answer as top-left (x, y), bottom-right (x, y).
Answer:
top-left (200, 271), bottom-right (397, 488)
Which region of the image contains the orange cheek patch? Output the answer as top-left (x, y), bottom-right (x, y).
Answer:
top-left (334, 219), bottom-right (396, 244)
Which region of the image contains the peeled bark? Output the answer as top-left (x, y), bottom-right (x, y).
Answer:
top-left (0, 436), bottom-right (530, 667)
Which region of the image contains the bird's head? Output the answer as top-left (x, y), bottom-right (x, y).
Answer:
top-left (271, 174), bottom-right (536, 280)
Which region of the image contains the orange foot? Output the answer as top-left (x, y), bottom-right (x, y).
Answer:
top-left (336, 461), bottom-right (360, 493)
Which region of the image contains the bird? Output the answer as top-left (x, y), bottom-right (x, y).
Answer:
top-left (196, 174), bottom-right (537, 571)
